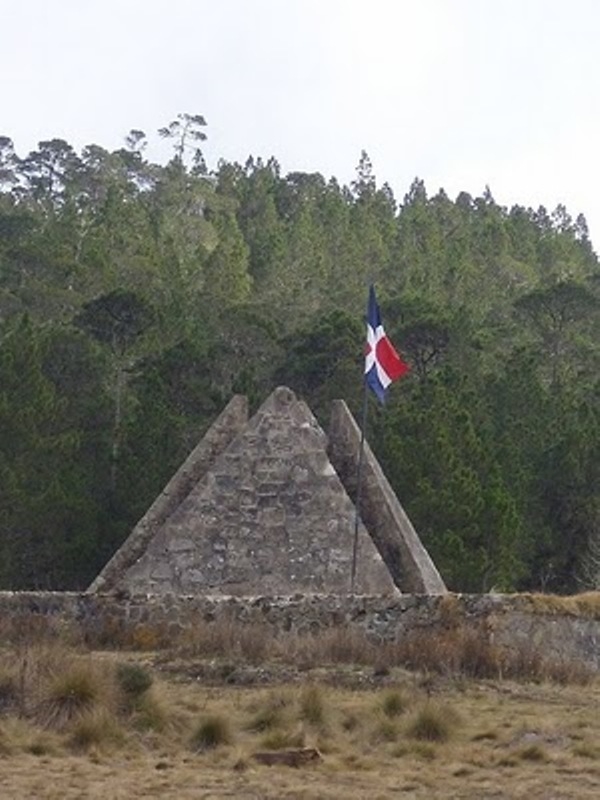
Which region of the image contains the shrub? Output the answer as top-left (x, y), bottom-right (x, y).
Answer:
top-left (116, 663), bottom-right (153, 700)
top-left (405, 704), bottom-right (455, 743)
top-left (380, 690), bottom-right (410, 718)
top-left (190, 715), bottom-right (232, 751)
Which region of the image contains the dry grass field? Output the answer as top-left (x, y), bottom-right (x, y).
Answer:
top-left (1, 617), bottom-right (599, 799)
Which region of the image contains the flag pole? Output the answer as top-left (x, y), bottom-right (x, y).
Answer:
top-left (350, 349), bottom-right (370, 592)
top-left (351, 283), bottom-right (409, 591)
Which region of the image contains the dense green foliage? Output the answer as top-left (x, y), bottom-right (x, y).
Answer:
top-left (0, 122), bottom-right (598, 593)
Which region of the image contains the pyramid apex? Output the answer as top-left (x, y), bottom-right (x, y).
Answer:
top-left (271, 385), bottom-right (297, 403)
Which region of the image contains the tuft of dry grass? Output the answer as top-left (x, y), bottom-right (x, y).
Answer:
top-left (0, 715), bottom-right (61, 757)
top-left (245, 693), bottom-right (289, 733)
top-left (67, 707), bottom-right (126, 752)
top-left (372, 717), bottom-right (400, 743)
top-left (379, 688), bottom-right (410, 718)
top-left (129, 689), bottom-right (170, 733)
top-left (298, 684), bottom-right (326, 728)
top-left (36, 663), bottom-right (110, 729)
top-left (190, 714), bottom-right (233, 751)
top-left (405, 702), bottom-right (458, 743)
top-left (519, 591), bottom-right (600, 619)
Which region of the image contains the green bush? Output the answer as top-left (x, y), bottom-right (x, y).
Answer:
top-left (116, 663), bottom-right (153, 700)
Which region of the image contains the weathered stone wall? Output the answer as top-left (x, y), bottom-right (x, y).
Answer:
top-left (1, 591), bottom-right (599, 671)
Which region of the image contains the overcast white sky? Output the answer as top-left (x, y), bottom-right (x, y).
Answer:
top-left (2, 0), bottom-right (600, 248)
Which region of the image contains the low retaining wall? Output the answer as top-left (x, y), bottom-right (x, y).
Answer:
top-left (0, 591), bottom-right (599, 670)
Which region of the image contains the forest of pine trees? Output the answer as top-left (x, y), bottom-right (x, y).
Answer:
top-left (0, 116), bottom-right (598, 594)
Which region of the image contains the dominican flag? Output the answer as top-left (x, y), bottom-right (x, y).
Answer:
top-left (365, 285), bottom-right (409, 403)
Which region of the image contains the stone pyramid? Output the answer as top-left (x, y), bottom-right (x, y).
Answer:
top-left (90, 386), bottom-right (401, 596)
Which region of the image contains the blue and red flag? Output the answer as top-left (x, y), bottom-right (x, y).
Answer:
top-left (365, 285), bottom-right (409, 403)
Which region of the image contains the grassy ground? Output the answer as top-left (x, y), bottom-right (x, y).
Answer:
top-left (1, 623), bottom-right (599, 799)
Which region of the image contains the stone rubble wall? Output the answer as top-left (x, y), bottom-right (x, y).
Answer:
top-left (1, 591), bottom-right (599, 670)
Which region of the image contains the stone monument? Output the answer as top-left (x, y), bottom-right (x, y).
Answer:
top-left (89, 387), bottom-right (446, 596)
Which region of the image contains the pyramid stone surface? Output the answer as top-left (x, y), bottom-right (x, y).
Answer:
top-left (328, 400), bottom-right (447, 594)
top-left (107, 386), bottom-right (397, 596)
top-left (89, 394), bottom-right (249, 594)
